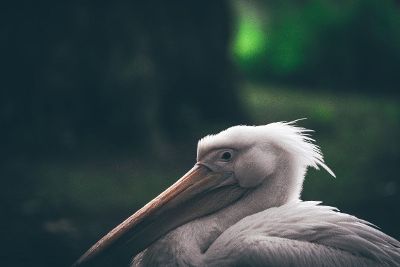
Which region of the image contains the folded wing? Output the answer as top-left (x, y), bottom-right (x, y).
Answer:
top-left (205, 201), bottom-right (400, 267)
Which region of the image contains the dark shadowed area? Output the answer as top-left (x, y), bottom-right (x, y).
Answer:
top-left (1, 0), bottom-right (399, 266)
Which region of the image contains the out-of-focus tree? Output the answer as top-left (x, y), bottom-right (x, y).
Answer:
top-left (1, 0), bottom-right (245, 158)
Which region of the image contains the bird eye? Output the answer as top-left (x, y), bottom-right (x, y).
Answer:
top-left (221, 151), bottom-right (232, 161)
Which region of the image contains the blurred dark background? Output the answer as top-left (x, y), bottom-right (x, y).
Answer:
top-left (1, 0), bottom-right (399, 266)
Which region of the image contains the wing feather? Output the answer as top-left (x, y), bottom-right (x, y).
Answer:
top-left (205, 201), bottom-right (400, 267)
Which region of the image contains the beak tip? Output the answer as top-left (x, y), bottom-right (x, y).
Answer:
top-left (72, 245), bottom-right (101, 267)
top-left (71, 254), bottom-right (87, 267)
top-left (72, 163), bottom-right (216, 267)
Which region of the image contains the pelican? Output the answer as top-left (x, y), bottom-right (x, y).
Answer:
top-left (74, 121), bottom-right (400, 266)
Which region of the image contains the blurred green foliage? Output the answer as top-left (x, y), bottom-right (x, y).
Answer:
top-left (232, 0), bottom-right (400, 91)
top-left (232, 2), bottom-right (268, 62)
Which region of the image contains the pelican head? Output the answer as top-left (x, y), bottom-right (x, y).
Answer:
top-left (197, 122), bottom-right (334, 191)
top-left (74, 121), bottom-right (334, 266)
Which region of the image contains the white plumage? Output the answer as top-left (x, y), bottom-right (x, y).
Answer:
top-left (203, 201), bottom-right (400, 266)
top-left (75, 121), bottom-right (400, 267)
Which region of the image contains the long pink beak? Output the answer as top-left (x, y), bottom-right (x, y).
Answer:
top-left (73, 164), bottom-right (245, 266)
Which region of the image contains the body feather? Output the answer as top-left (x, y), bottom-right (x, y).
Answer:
top-left (204, 201), bottom-right (400, 267)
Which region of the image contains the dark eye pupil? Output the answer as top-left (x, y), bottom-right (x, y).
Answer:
top-left (222, 152), bottom-right (231, 160)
